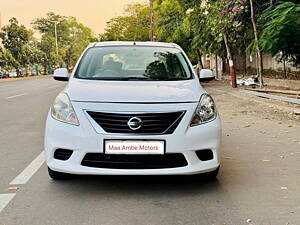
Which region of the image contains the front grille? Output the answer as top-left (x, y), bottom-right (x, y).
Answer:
top-left (54, 149), bottom-right (73, 161)
top-left (87, 111), bottom-right (185, 134)
top-left (81, 153), bottom-right (188, 169)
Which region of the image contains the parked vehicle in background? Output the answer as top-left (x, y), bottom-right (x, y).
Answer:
top-left (193, 65), bottom-right (215, 81)
top-left (8, 71), bottom-right (18, 78)
top-left (199, 69), bottom-right (215, 81)
top-left (0, 71), bottom-right (8, 79)
top-left (31, 69), bottom-right (37, 75)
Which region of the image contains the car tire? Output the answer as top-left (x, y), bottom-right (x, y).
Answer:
top-left (48, 167), bottom-right (74, 180)
top-left (203, 166), bottom-right (219, 180)
top-left (193, 166), bottom-right (219, 181)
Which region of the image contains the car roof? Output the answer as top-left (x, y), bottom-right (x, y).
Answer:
top-left (91, 41), bottom-right (180, 49)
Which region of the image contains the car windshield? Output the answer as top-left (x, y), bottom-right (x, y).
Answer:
top-left (75, 46), bottom-right (193, 81)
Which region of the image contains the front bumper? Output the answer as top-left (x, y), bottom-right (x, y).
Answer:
top-left (44, 102), bottom-right (221, 175)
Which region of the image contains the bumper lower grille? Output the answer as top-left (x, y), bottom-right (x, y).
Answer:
top-left (54, 149), bottom-right (73, 161)
top-left (86, 111), bottom-right (185, 135)
top-left (196, 149), bottom-right (214, 161)
top-left (81, 153), bottom-right (188, 169)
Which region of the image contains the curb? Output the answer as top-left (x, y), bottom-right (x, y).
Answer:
top-left (0, 75), bottom-right (52, 83)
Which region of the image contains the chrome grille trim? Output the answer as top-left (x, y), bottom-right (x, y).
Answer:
top-left (86, 111), bottom-right (186, 135)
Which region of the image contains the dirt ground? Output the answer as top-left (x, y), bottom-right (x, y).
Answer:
top-left (204, 80), bottom-right (300, 124)
top-left (202, 80), bottom-right (300, 225)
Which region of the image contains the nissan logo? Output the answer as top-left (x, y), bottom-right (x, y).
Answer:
top-left (127, 117), bottom-right (143, 130)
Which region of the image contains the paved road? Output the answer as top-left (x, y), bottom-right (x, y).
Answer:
top-left (0, 78), bottom-right (299, 225)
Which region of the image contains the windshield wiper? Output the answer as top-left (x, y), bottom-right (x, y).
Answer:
top-left (95, 77), bottom-right (152, 81)
top-left (78, 77), bottom-right (190, 81)
top-left (153, 77), bottom-right (190, 81)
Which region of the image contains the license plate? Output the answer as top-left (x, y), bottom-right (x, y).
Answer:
top-left (104, 140), bottom-right (165, 155)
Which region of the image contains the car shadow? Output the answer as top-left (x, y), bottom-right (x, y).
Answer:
top-left (49, 174), bottom-right (223, 198)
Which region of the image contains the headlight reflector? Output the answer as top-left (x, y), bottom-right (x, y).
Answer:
top-left (51, 92), bottom-right (79, 126)
top-left (191, 94), bottom-right (217, 126)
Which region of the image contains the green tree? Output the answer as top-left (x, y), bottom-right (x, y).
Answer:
top-left (0, 46), bottom-right (20, 70)
top-left (63, 17), bottom-right (96, 68)
top-left (259, 1), bottom-right (300, 67)
top-left (32, 12), bottom-right (71, 46)
top-left (19, 44), bottom-right (44, 74)
top-left (0, 17), bottom-right (34, 72)
top-left (32, 13), bottom-right (70, 67)
top-left (167, 0), bottom-right (246, 86)
top-left (32, 12), bottom-right (96, 69)
top-left (100, 4), bottom-right (150, 41)
top-left (155, 0), bottom-right (193, 53)
top-left (39, 34), bottom-right (60, 73)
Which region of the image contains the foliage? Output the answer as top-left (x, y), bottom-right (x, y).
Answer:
top-left (32, 12), bottom-right (71, 46)
top-left (100, 4), bottom-right (150, 41)
top-left (0, 46), bottom-right (20, 69)
top-left (259, 1), bottom-right (300, 67)
top-left (1, 2), bottom-right (300, 76)
top-left (155, 0), bottom-right (186, 42)
top-left (39, 34), bottom-right (60, 69)
top-left (63, 18), bottom-right (97, 68)
top-left (155, 0), bottom-right (194, 58)
top-left (162, 0), bottom-right (248, 60)
top-left (32, 12), bottom-right (96, 69)
top-left (0, 17), bottom-right (34, 69)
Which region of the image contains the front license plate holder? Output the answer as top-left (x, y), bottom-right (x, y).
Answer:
top-left (104, 140), bottom-right (165, 155)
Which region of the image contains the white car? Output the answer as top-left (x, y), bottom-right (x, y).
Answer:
top-left (8, 71), bottom-right (17, 78)
top-left (45, 42), bottom-right (222, 180)
top-left (199, 69), bottom-right (215, 81)
top-left (193, 65), bottom-right (215, 81)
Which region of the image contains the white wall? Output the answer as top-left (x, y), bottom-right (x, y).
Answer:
top-left (246, 54), bottom-right (299, 72)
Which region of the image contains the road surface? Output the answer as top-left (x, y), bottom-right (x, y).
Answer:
top-left (0, 77), bottom-right (299, 225)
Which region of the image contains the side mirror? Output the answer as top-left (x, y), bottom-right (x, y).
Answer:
top-left (53, 68), bottom-right (69, 81)
top-left (199, 69), bottom-right (215, 81)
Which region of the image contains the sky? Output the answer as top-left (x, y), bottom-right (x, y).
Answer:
top-left (0, 0), bottom-right (146, 36)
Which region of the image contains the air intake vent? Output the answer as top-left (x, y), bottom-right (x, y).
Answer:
top-left (196, 149), bottom-right (214, 161)
top-left (81, 153), bottom-right (188, 169)
top-left (54, 149), bottom-right (73, 161)
top-left (87, 111), bottom-right (185, 135)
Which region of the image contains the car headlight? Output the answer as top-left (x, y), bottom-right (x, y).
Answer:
top-left (190, 94), bottom-right (217, 126)
top-left (51, 92), bottom-right (79, 126)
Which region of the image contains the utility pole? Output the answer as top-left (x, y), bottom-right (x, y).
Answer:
top-left (149, 0), bottom-right (154, 41)
top-left (53, 21), bottom-right (59, 55)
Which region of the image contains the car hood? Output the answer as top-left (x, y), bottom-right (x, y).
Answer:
top-left (66, 78), bottom-right (205, 103)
